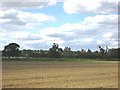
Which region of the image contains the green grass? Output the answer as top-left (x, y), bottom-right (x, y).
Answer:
top-left (2, 57), bottom-right (118, 63)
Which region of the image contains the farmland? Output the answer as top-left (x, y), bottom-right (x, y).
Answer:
top-left (2, 59), bottom-right (118, 88)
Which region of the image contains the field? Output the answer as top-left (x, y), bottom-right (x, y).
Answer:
top-left (2, 59), bottom-right (118, 88)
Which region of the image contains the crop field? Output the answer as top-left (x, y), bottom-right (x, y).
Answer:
top-left (2, 59), bottom-right (118, 88)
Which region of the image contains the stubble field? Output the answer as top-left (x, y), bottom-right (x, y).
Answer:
top-left (2, 59), bottom-right (118, 88)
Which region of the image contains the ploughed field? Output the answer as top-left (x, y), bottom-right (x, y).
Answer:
top-left (2, 59), bottom-right (118, 88)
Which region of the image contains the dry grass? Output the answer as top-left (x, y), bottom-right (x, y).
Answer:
top-left (2, 60), bottom-right (118, 88)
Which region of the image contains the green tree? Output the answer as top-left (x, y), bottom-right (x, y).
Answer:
top-left (86, 49), bottom-right (93, 58)
top-left (48, 43), bottom-right (61, 58)
top-left (79, 49), bottom-right (86, 58)
top-left (87, 49), bottom-right (92, 53)
top-left (21, 49), bottom-right (29, 58)
top-left (3, 43), bottom-right (20, 58)
top-left (63, 47), bottom-right (72, 58)
top-left (98, 46), bottom-right (105, 54)
top-left (108, 48), bottom-right (119, 58)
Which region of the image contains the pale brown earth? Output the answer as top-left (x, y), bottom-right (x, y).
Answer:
top-left (2, 60), bottom-right (118, 88)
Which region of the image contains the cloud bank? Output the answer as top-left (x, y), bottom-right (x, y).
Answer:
top-left (0, 0), bottom-right (118, 51)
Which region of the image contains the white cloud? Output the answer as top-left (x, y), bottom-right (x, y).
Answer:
top-left (0, 30), bottom-right (43, 50)
top-left (1, 9), bottom-right (56, 23)
top-left (63, 0), bottom-right (118, 14)
top-left (9, 31), bottom-right (41, 40)
top-left (83, 14), bottom-right (117, 24)
top-left (0, 13), bottom-right (118, 50)
top-left (96, 41), bottom-right (103, 45)
top-left (1, 0), bottom-right (57, 9)
top-left (81, 38), bottom-right (94, 43)
top-left (102, 32), bottom-right (114, 38)
top-left (0, 9), bottom-right (57, 31)
top-left (0, 3), bottom-right (118, 50)
top-left (0, 8), bottom-right (57, 50)
top-left (38, 14), bottom-right (118, 50)
top-left (17, 10), bottom-right (57, 23)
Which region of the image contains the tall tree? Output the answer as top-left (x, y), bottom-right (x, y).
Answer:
top-left (98, 46), bottom-right (105, 54)
top-left (49, 43), bottom-right (61, 58)
top-left (104, 41), bottom-right (110, 53)
top-left (63, 47), bottom-right (72, 58)
top-left (87, 49), bottom-right (92, 53)
top-left (3, 43), bottom-right (20, 57)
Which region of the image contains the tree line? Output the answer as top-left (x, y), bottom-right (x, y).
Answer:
top-left (2, 43), bottom-right (119, 59)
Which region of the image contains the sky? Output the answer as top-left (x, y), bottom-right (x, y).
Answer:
top-left (0, 0), bottom-right (119, 51)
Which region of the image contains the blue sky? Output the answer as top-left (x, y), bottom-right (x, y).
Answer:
top-left (0, 0), bottom-right (118, 51)
top-left (23, 2), bottom-right (90, 30)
